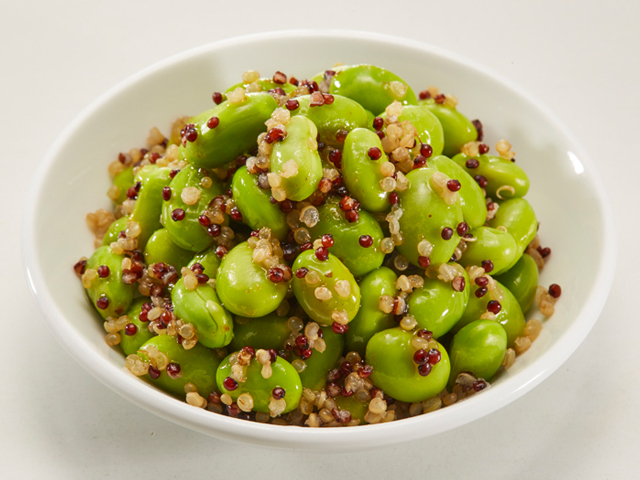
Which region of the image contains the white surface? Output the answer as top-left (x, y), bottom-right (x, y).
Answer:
top-left (2, 0), bottom-right (638, 477)
top-left (22, 30), bottom-right (616, 452)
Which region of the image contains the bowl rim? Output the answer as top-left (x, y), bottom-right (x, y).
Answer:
top-left (22, 29), bottom-right (617, 450)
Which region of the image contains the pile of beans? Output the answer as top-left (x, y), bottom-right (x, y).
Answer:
top-left (75, 64), bottom-right (561, 427)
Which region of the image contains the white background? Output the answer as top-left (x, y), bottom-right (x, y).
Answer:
top-left (2, 0), bottom-right (639, 478)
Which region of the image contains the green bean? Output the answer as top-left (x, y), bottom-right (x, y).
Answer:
top-left (335, 394), bottom-right (369, 423)
top-left (298, 326), bottom-right (344, 391)
top-left (429, 155), bottom-right (487, 229)
top-left (381, 105), bottom-right (444, 157)
top-left (269, 115), bottom-right (323, 201)
top-left (138, 335), bottom-right (222, 398)
top-left (308, 197), bottom-right (385, 278)
top-left (130, 165), bottom-right (173, 249)
top-left (216, 353), bottom-right (302, 414)
top-left (420, 100), bottom-right (478, 157)
top-left (407, 267), bottom-right (470, 338)
top-left (452, 153), bottom-right (530, 200)
top-left (231, 166), bottom-right (288, 240)
top-left (289, 94), bottom-right (370, 147)
top-left (317, 64), bottom-right (418, 114)
top-left (366, 328), bottom-right (450, 403)
top-left (345, 267), bottom-right (397, 356)
top-left (161, 165), bottom-right (225, 252)
top-left (459, 226), bottom-right (519, 276)
top-left (488, 197), bottom-right (537, 263)
top-left (229, 312), bottom-right (291, 352)
top-left (396, 167), bottom-right (464, 267)
top-left (453, 280), bottom-right (525, 347)
top-left (171, 278), bottom-right (234, 349)
top-left (449, 319), bottom-right (507, 388)
top-left (84, 245), bottom-right (135, 319)
top-left (187, 245), bottom-right (221, 279)
top-left (216, 242), bottom-right (289, 317)
top-left (183, 92), bottom-right (278, 169)
top-left (495, 253), bottom-right (539, 314)
top-left (102, 216), bottom-right (128, 246)
top-left (112, 166), bottom-right (134, 204)
top-left (291, 249), bottom-right (360, 326)
top-left (225, 78), bottom-right (295, 95)
top-left (120, 298), bottom-right (155, 356)
top-left (144, 228), bottom-right (193, 270)
top-left (341, 128), bottom-right (391, 213)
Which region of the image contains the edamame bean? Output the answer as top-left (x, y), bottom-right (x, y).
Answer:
top-left (138, 335), bottom-right (222, 398)
top-left (130, 165), bottom-right (173, 249)
top-left (407, 267), bottom-right (470, 338)
top-left (366, 328), bottom-right (450, 403)
top-left (216, 353), bottom-right (302, 414)
top-left (171, 278), bottom-right (234, 349)
top-left (183, 92), bottom-right (278, 169)
top-left (341, 128), bottom-right (391, 213)
top-left (216, 242), bottom-right (289, 317)
top-left (187, 245), bottom-right (221, 279)
top-left (161, 165), bottom-right (225, 252)
top-left (102, 216), bottom-right (128, 246)
top-left (396, 167), bottom-right (464, 267)
top-left (229, 312), bottom-right (291, 352)
top-left (144, 228), bottom-right (193, 270)
top-left (459, 226), bottom-right (518, 276)
top-left (308, 197), bottom-right (385, 278)
top-left (345, 267), bottom-right (397, 356)
top-left (289, 94), bottom-right (370, 147)
top-left (429, 155), bottom-right (487, 229)
top-left (488, 198), bottom-right (537, 262)
top-left (381, 105), bottom-right (444, 157)
top-left (291, 250), bottom-right (360, 326)
top-left (84, 246), bottom-right (135, 319)
top-left (269, 115), bottom-right (323, 201)
top-left (298, 326), bottom-right (344, 391)
top-left (335, 394), bottom-right (369, 423)
top-left (420, 100), bottom-right (478, 158)
top-left (495, 253), bottom-right (539, 313)
top-left (453, 280), bottom-right (525, 347)
top-left (231, 166), bottom-right (288, 240)
top-left (319, 65), bottom-right (418, 114)
top-left (452, 153), bottom-right (530, 200)
top-left (225, 78), bottom-right (295, 95)
top-left (112, 166), bottom-right (134, 204)
top-left (120, 298), bottom-right (155, 356)
top-left (449, 319), bottom-right (507, 388)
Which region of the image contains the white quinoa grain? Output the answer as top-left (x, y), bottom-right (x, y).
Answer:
top-left (314, 286), bottom-right (332, 301)
top-left (181, 186), bottom-right (201, 205)
top-left (227, 87), bottom-right (247, 104)
top-left (334, 280), bottom-right (351, 298)
top-left (525, 318), bottom-right (543, 341)
top-left (399, 315), bottom-right (417, 331)
top-left (502, 348), bottom-right (516, 370)
top-left (237, 393), bottom-right (255, 412)
top-left (331, 310), bottom-right (349, 325)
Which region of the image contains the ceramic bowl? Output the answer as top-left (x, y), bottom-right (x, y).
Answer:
top-left (23, 30), bottom-right (616, 451)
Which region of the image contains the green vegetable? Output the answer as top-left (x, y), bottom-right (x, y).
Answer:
top-left (449, 319), bottom-right (507, 387)
top-left (183, 92), bottom-right (278, 169)
top-left (216, 354), bottom-right (302, 414)
top-left (84, 246), bottom-right (135, 319)
top-left (139, 335), bottom-right (222, 398)
top-left (291, 250), bottom-right (360, 325)
top-left (345, 267), bottom-right (397, 356)
top-left (367, 328), bottom-right (450, 403)
top-left (216, 242), bottom-right (289, 317)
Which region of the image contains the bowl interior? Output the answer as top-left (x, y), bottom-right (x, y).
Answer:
top-left (24, 31), bottom-right (615, 451)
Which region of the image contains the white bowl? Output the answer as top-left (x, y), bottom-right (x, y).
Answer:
top-left (23, 30), bottom-right (616, 451)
